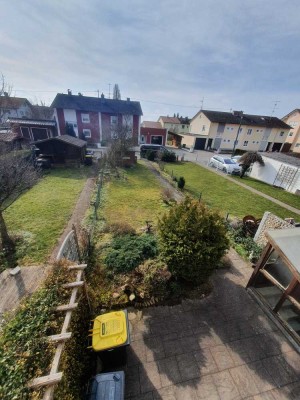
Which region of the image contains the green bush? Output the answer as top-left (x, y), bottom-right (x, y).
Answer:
top-left (160, 150), bottom-right (176, 162)
top-left (105, 234), bottom-right (158, 273)
top-left (177, 176), bottom-right (185, 189)
top-left (228, 225), bottom-right (262, 261)
top-left (158, 197), bottom-right (229, 284)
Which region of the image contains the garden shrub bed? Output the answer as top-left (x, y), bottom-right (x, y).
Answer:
top-left (0, 261), bottom-right (76, 400)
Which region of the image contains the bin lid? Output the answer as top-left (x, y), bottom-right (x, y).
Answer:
top-left (92, 310), bottom-right (128, 351)
top-left (87, 371), bottom-right (125, 400)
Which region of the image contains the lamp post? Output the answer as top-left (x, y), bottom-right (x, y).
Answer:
top-left (232, 111), bottom-right (243, 157)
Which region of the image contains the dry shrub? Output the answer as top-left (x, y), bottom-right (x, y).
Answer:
top-left (108, 222), bottom-right (136, 236)
top-left (161, 187), bottom-right (174, 203)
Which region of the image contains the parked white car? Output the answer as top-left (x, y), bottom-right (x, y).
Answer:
top-left (209, 156), bottom-right (241, 175)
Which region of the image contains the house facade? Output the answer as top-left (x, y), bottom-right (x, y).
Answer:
top-left (51, 93), bottom-right (143, 146)
top-left (0, 96), bottom-right (33, 123)
top-left (282, 109), bottom-right (300, 153)
top-left (140, 121), bottom-right (167, 145)
top-left (187, 110), bottom-right (291, 152)
top-left (7, 117), bottom-right (57, 142)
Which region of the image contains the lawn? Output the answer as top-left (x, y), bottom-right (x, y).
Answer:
top-left (164, 162), bottom-right (300, 221)
top-left (3, 168), bottom-right (90, 265)
top-left (230, 175), bottom-right (300, 210)
top-left (100, 161), bottom-right (164, 229)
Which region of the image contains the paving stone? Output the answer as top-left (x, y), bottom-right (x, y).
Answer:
top-left (212, 370), bottom-right (241, 400)
top-left (128, 392), bottom-right (154, 400)
top-left (139, 361), bottom-right (162, 393)
top-left (262, 355), bottom-right (299, 387)
top-left (144, 336), bottom-right (165, 362)
top-left (176, 352), bottom-right (200, 381)
top-left (194, 348), bottom-right (219, 375)
top-left (229, 364), bottom-right (260, 397)
top-left (193, 375), bottom-right (220, 399)
top-left (210, 344), bottom-right (236, 371)
top-left (247, 360), bottom-right (276, 393)
top-left (157, 356), bottom-right (182, 387)
top-left (125, 365), bottom-right (141, 398)
top-left (153, 385), bottom-right (177, 400)
top-left (163, 338), bottom-right (184, 357)
top-left (174, 382), bottom-right (199, 400)
top-left (253, 392), bottom-right (276, 399)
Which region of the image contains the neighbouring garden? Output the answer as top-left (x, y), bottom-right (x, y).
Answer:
top-left (0, 167), bottom-right (90, 270)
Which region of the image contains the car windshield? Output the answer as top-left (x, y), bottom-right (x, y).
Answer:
top-left (224, 159), bottom-right (236, 164)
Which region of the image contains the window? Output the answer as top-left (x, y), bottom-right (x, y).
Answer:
top-left (81, 113), bottom-right (90, 123)
top-left (289, 132), bottom-right (293, 136)
top-left (140, 135), bottom-right (145, 143)
top-left (279, 131), bottom-right (284, 137)
top-left (83, 129), bottom-right (91, 138)
top-left (243, 141), bottom-right (248, 146)
top-left (110, 116), bottom-right (118, 125)
top-left (202, 125), bottom-right (206, 132)
top-left (231, 127), bottom-right (234, 131)
top-left (182, 125), bottom-right (185, 129)
top-left (296, 143), bottom-right (300, 147)
top-left (227, 139), bottom-right (230, 142)
top-left (247, 129), bottom-right (252, 135)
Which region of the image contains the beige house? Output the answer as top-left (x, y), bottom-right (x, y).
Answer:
top-left (185, 110), bottom-right (290, 152)
top-left (282, 109), bottom-right (300, 153)
top-left (158, 116), bottom-right (190, 134)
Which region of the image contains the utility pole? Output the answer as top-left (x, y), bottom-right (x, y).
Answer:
top-left (97, 89), bottom-right (99, 98)
top-left (271, 100), bottom-right (280, 117)
top-left (231, 111), bottom-right (243, 157)
top-left (200, 97), bottom-right (204, 110)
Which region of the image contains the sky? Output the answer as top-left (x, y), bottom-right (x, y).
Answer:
top-left (1, 0), bottom-right (300, 121)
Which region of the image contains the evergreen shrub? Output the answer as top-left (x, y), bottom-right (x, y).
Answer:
top-left (158, 197), bottom-right (229, 284)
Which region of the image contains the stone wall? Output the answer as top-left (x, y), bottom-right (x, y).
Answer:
top-left (254, 211), bottom-right (295, 247)
top-left (56, 230), bottom-right (80, 261)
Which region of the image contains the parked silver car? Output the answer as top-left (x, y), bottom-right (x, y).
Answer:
top-left (209, 156), bottom-right (241, 175)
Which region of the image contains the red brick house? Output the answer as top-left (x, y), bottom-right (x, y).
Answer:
top-left (51, 92), bottom-right (143, 147)
top-left (140, 121), bottom-right (167, 145)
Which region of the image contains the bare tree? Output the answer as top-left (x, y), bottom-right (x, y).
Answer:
top-left (0, 143), bottom-right (40, 265)
top-left (113, 84), bottom-right (121, 100)
top-left (238, 152), bottom-right (265, 178)
top-left (30, 98), bottom-right (53, 119)
top-left (0, 73), bottom-right (13, 124)
top-left (106, 115), bottom-right (134, 168)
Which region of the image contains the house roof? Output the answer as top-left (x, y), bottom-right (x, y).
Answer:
top-left (34, 134), bottom-right (86, 148)
top-left (0, 96), bottom-right (31, 109)
top-left (195, 110), bottom-right (291, 129)
top-left (159, 116), bottom-right (181, 124)
top-left (141, 121), bottom-right (164, 129)
top-left (282, 109), bottom-right (300, 121)
top-left (7, 117), bottom-right (56, 126)
top-left (51, 93), bottom-right (143, 116)
top-left (262, 152), bottom-right (300, 168)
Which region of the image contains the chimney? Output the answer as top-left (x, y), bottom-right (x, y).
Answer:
top-left (78, 92), bottom-right (83, 96)
top-left (127, 97), bottom-right (130, 102)
top-left (233, 110), bottom-right (243, 117)
top-left (101, 93), bottom-right (105, 98)
top-left (67, 89), bottom-right (72, 95)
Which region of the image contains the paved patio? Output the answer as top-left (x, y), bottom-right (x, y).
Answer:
top-left (124, 250), bottom-right (300, 399)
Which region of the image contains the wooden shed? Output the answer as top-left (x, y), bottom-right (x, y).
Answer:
top-left (247, 228), bottom-right (300, 350)
top-left (34, 135), bottom-right (87, 166)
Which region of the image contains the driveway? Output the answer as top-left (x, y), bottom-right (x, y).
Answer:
top-left (125, 250), bottom-right (300, 399)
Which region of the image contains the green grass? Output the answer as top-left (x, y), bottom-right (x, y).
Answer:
top-left (4, 168), bottom-right (90, 264)
top-left (230, 175), bottom-right (300, 210)
top-left (101, 161), bottom-right (164, 229)
top-left (165, 162), bottom-right (300, 221)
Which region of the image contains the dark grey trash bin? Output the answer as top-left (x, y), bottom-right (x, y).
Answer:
top-left (86, 371), bottom-right (125, 400)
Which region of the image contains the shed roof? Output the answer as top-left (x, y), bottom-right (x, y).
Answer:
top-left (262, 152), bottom-right (300, 168)
top-left (51, 94), bottom-right (143, 116)
top-left (195, 110), bottom-right (291, 129)
top-left (34, 135), bottom-right (86, 148)
top-left (7, 117), bottom-right (56, 126)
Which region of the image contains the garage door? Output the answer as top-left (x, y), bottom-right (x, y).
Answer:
top-left (194, 138), bottom-right (206, 150)
top-left (151, 136), bottom-right (163, 145)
